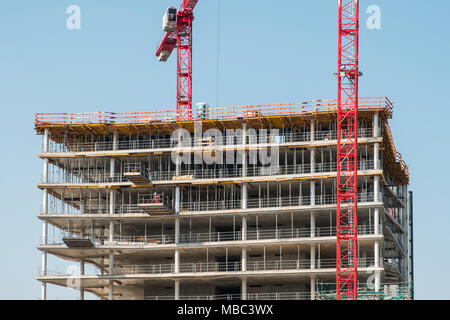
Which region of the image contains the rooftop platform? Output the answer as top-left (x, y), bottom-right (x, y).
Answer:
top-left (35, 97), bottom-right (393, 136)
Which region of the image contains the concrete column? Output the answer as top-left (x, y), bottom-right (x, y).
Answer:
top-left (310, 212), bottom-right (315, 237)
top-left (109, 251), bottom-right (114, 300)
top-left (241, 184), bottom-right (248, 210)
top-left (175, 187), bottom-right (181, 213)
top-left (175, 217), bottom-right (180, 244)
top-left (310, 276), bottom-right (316, 300)
top-left (242, 197), bottom-right (248, 272)
top-left (241, 248), bottom-right (247, 272)
top-left (174, 280), bottom-right (180, 300)
top-left (109, 134), bottom-right (116, 243)
top-left (175, 145), bottom-right (181, 211)
top-left (175, 249), bottom-right (180, 274)
top-left (310, 181), bottom-right (315, 206)
top-left (80, 259), bottom-right (85, 300)
top-left (174, 145), bottom-right (181, 276)
top-left (310, 148), bottom-right (316, 173)
top-left (373, 112), bottom-right (380, 138)
top-left (374, 143), bottom-right (380, 170)
top-left (113, 131), bottom-right (119, 150)
top-left (174, 184), bottom-right (180, 274)
top-left (310, 120), bottom-right (315, 142)
top-left (374, 175), bottom-right (379, 202)
top-left (41, 128), bottom-right (49, 300)
top-left (310, 245), bottom-right (315, 269)
top-left (241, 277), bottom-right (247, 300)
top-left (242, 216), bottom-right (247, 240)
top-left (110, 159), bottom-right (115, 178)
top-left (242, 124), bottom-right (247, 177)
top-left (43, 128), bottom-right (49, 152)
top-left (374, 241), bottom-right (380, 292)
top-left (41, 236), bottom-right (47, 300)
top-left (374, 208), bottom-right (380, 234)
top-left (109, 132), bottom-right (117, 214)
top-left (109, 220), bottom-right (114, 242)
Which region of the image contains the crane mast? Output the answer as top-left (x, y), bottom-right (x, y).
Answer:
top-left (156, 0), bottom-right (199, 120)
top-left (336, 0), bottom-right (359, 300)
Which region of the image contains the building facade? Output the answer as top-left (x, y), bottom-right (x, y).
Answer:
top-left (36, 97), bottom-right (413, 300)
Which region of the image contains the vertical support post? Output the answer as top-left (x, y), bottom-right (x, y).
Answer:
top-left (310, 276), bottom-right (316, 300)
top-left (310, 120), bottom-right (315, 142)
top-left (374, 241), bottom-right (380, 292)
top-left (109, 251), bottom-right (114, 300)
top-left (242, 123), bottom-right (248, 178)
top-left (374, 143), bottom-right (380, 170)
top-left (241, 247), bottom-right (247, 273)
top-left (109, 131), bottom-right (118, 243)
top-left (374, 208), bottom-right (380, 234)
top-left (175, 147), bottom-right (181, 280)
top-left (310, 148), bottom-right (316, 173)
top-left (310, 245), bottom-right (315, 270)
top-left (407, 190), bottom-right (414, 299)
top-left (242, 184), bottom-right (248, 210)
top-left (373, 112), bottom-right (380, 138)
top-left (242, 277), bottom-right (247, 301)
top-left (374, 175), bottom-right (379, 202)
top-left (175, 280), bottom-right (180, 300)
top-left (80, 259), bottom-right (85, 300)
top-left (41, 128), bottom-right (49, 300)
top-left (310, 181), bottom-right (315, 206)
top-left (373, 112), bottom-right (380, 171)
top-left (310, 212), bottom-right (316, 237)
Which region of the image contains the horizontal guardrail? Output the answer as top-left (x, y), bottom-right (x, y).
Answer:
top-left (36, 97), bottom-right (391, 126)
top-left (41, 160), bottom-right (376, 185)
top-left (42, 224), bottom-right (381, 246)
top-left (42, 192), bottom-right (382, 215)
top-left (39, 258), bottom-right (376, 277)
top-left (118, 292), bottom-right (313, 300)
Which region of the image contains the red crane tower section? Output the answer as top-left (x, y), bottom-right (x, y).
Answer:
top-left (336, 0), bottom-right (359, 300)
top-left (156, 0), bottom-right (199, 121)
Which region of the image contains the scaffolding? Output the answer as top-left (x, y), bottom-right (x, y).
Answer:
top-left (36, 97), bottom-right (412, 300)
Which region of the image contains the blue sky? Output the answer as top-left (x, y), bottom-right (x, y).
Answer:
top-left (0, 0), bottom-right (449, 299)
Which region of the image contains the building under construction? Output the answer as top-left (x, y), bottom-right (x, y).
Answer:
top-left (35, 97), bottom-right (414, 300)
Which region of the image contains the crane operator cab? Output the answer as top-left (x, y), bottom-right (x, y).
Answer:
top-left (163, 7), bottom-right (178, 32)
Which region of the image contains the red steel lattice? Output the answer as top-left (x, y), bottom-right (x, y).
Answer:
top-left (336, 0), bottom-right (359, 300)
top-left (156, 0), bottom-right (199, 121)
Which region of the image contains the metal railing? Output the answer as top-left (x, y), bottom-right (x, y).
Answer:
top-left (41, 224), bottom-right (381, 246)
top-left (36, 97), bottom-right (391, 127)
top-left (42, 192), bottom-right (381, 215)
top-left (42, 159), bottom-right (376, 185)
top-left (118, 292), bottom-right (312, 300)
top-left (123, 162), bottom-right (144, 173)
top-left (112, 258), bottom-right (376, 276)
top-left (39, 257), bottom-right (377, 277)
top-left (45, 128), bottom-right (376, 154)
top-left (316, 282), bottom-right (412, 300)
top-left (42, 172), bottom-right (127, 184)
top-left (180, 192), bottom-right (380, 212)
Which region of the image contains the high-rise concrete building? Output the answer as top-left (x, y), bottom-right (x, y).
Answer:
top-left (36, 97), bottom-right (413, 300)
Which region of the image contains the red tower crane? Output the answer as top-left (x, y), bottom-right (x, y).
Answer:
top-left (336, 0), bottom-right (360, 300)
top-left (156, 0), bottom-right (199, 121)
